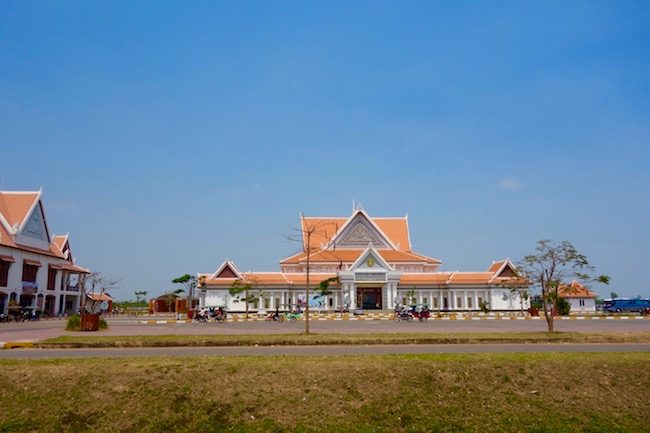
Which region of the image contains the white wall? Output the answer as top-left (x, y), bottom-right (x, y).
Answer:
top-left (0, 245), bottom-right (82, 314)
top-left (566, 297), bottom-right (596, 312)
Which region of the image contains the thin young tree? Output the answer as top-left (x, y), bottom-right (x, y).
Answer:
top-left (84, 272), bottom-right (119, 314)
top-left (519, 240), bottom-right (609, 333)
top-left (171, 274), bottom-right (197, 315)
top-left (229, 278), bottom-right (259, 319)
top-left (317, 276), bottom-right (339, 313)
top-left (285, 218), bottom-right (340, 334)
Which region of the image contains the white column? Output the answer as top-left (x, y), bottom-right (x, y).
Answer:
top-left (474, 292), bottom-right (478, 311)
top-left (349, 283), bottom-right (356, 309)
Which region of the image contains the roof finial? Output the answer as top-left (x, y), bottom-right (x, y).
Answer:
top-left (356, 202), bottom-right (363, 211)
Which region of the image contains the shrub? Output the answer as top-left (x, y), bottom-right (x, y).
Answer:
top-left (99, 318), bottom-right (108, 329)
top-left (66, 315), bottom-right (81, 331)
top-left (557, 298), bottom-right (571, 316)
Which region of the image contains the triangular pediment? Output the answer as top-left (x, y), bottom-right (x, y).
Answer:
top-left (349, 245), bottom-right (393, 272)
top-left (330, 211), bottom-right (393, 250)
top-left (210, 260), bottom-right (242, 280)
top-left (20, 201), bottom-right (50, 242)
top-left (489, 260), bottom-right (520, 282)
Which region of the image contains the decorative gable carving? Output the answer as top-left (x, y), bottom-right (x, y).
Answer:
top-left (333, 214), bottom-right (390, 249)
top-left (21, 203), bottom-right (48, 242)
top-left (216, 265), bottom-right (237, 278)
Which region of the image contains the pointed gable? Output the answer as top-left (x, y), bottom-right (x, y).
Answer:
top-left (209, 260), bottom-right (243, 281)
top-left (0, 191), bottom-right (40, 231)
top-left (329, 210), bottom-right (394, 250)
top-left (216, 265), bottom-right (237, 278)
top-left (21, 201), bottom-right (50, 242)
top-left (349, 244), bottom-right (394, 272)
top-left (489, 260), bottom-right (518, 278)
top-left (53, 234), bottom-right (73, 261)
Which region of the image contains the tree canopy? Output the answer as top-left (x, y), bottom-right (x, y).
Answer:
top-left (519, 239), bottom-right (609, 333)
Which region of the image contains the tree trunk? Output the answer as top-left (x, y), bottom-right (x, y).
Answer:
top-left (305, 231), bottom-right (311, 335)
top-left (541, 290), bottom-right (554, 333)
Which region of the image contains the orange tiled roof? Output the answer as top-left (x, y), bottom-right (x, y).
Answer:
top-left (488, 260), bottom-right (507, 273)
top-left (300, 215), bottom-right (412, 251)
top-left (53, 235), bottom-right (67, 252)
top-left (283, 273), bottom-right (337, 285)
top-left (558, 281), bottom-right (597, 298)
top-left (0, 222), bottom-right (16, 248)
top-left (281, 249), bottom-right (440, 265)
top-left (300, 217), bottom-right (347, 250)
top-left (87, 292), bottom-right (113, 302)
top-left (399, 273), bottom-right (453, 285)
top-left (0, 191), bottom-right (39, 229)
top-left (447, 272), bottom-right (494, 284)
top-left (243, 272), bottom-right (290, 285)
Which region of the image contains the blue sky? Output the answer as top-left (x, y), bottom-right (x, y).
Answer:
top-left (1, 1), bottom-right (649, 300)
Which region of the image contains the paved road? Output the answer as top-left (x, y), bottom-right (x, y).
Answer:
top-left (1, 343), bottom-right (649, 359)
top-left (1, 317), bottom-right (649, 342)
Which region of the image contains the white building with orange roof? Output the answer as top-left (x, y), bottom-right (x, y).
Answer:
top-left (558, 280), bottom-right (598, 312)
top-left (0, 189), bottom-right (90, 316)
top-left (198, 206), bottom-right (529, 313)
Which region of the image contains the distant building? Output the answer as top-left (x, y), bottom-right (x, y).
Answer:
top-left (558, 281), bottom-right (598, 313)
top-left (0, 190), bottom-right (89, 316)
top-left (198, 207), bottom-right (529, 312)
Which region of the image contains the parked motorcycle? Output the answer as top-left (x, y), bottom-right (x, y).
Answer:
top-left (394, 308), bottom-right (414, 322)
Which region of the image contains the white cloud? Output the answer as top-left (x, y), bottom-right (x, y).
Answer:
top-left (499, 178), bottom-right (523, 190)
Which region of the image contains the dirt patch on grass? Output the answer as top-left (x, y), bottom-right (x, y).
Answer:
top-left (39, 331), bottom-right (650, 348)
top-left (0, 352), bottom-right (648, 432)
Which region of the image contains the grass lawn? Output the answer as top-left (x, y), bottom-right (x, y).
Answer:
top-left (40, 331), bottom-right (650, 348)
top-left (1, 352), bottom-right (648, 433)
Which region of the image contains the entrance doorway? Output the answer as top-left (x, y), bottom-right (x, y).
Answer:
top-left (357, 287), bottom-right (382, 310)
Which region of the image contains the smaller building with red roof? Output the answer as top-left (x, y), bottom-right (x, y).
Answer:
top-left (557, 281), bottom-right (598, 312)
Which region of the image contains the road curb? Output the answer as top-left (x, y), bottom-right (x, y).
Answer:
top-left (135, 315), bottom-right (649, 324)
top-left (0, 341), bottom-right (36, 349)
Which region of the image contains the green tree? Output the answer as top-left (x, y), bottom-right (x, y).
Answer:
top-left (519, 240), bottom-right (609, 333)
top-left (229, 279), bottom-right (259, 319)
top-left (134, 290), bottom-right (148, 315)
top-left (556, 298), bottom-right (571, 316)
top-left (171, 274), bottom-right (197, 313)
top-left (610, 291), bottom-right (619, 299)
top-left (316, 276), bottom-right (339, 312)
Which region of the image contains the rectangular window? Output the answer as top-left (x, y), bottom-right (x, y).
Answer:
top-left (457, 297), bottom-right (462, 309)
top-left (0, 261), bottom-right (10, 287)
top-left (264, 297), bottom-right (269, 309)
top-left (329, 297), bottom-right (333, 307)
top-left (22, 263), bottom-right (38, 283)
top-left (579, 299), bottom-right (585, 307)
top-left (478, 296), bottom-right (483, 306)
top-left (467, 297), bottom-right (473, 309)
top-left (433, 298), bottom-right (438, 308)
top-left (47, 267), bottom-right (57, 290)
